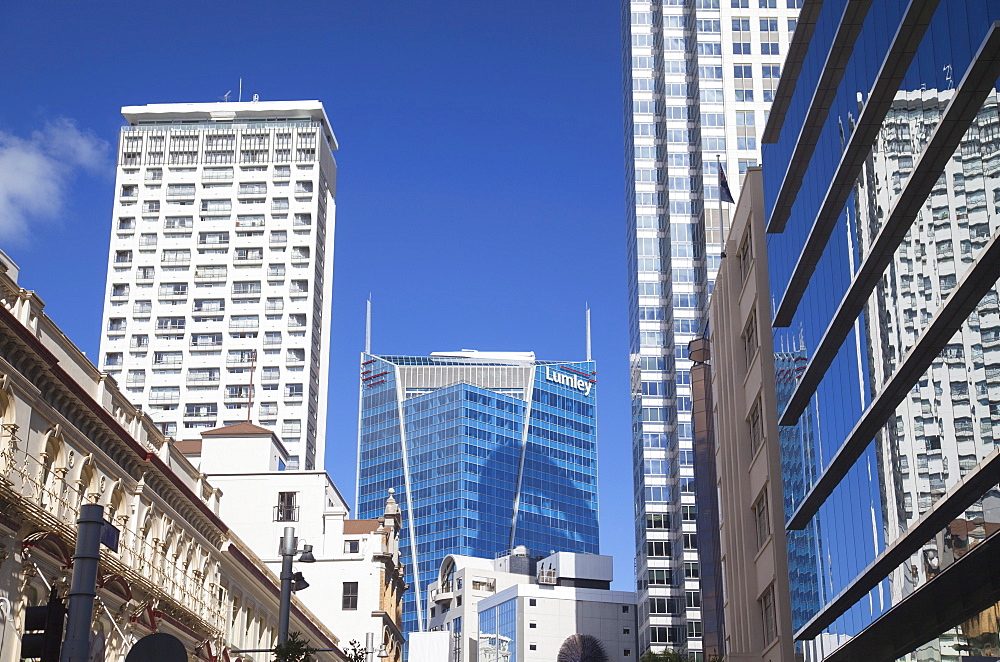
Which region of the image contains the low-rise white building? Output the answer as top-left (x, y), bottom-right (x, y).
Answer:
top-left (421, 548), bottom-right (637, 662)
top-left (478, 583), bottom-right (637, 662)
top-left (188, 422), bottom-right (406, 661)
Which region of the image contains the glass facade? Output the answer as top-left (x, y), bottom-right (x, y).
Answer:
top-left (479, 598), bottom-right (517, 662)
top-left (622, 0), bottom-right (799, 653)
top-left (764, 0), bottom-right (1000, 657)
top-left (774, 344), bottom-right (825, 632)
top-left (356, 353), bottom-right (599, 638)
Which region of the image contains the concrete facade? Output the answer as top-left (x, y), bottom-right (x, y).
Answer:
top-left (98, 100), bottom-right (337, 471)
top-left (701, 168), bottom-right (795, 662)
top-left (196, 423), bottom-right (406, 662)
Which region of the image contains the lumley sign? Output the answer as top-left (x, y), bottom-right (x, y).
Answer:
top-left (544, 367), bottom-right (594, 396)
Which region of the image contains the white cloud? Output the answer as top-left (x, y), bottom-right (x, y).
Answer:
top-left (0, 119), bottom-right (108, 243)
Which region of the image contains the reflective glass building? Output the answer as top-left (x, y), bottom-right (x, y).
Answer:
top-left (774, 344), bottom-right (825, 633)
top-left (355, 351), bottom-right (599, 638)
top-left (764, 0), bottom-right (1000, 658)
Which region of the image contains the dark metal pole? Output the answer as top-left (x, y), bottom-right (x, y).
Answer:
top-left (60, 504), bottom-right (104, 662)
top-left (277, 527), bottom-right (295, 645)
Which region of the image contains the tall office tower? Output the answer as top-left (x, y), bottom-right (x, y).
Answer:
top-left (622, 0), bottom-right (800, 654)
top-left (765, 0), bottom-right (1000, 659)
top-left (355, 350), bottom-right (599, 645)
top-left (99, 101), bottom-right (337, 471)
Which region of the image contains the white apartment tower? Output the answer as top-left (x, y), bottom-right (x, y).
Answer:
top-left (99, 101), bottom-right (337, 471)
top-left (623, 1), bottom-right (799, 656)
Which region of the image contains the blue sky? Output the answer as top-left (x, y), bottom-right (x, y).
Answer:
top-left (0, 1), bottom-right (634, 588)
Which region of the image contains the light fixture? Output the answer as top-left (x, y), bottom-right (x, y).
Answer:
top-left (291, 571), bottom-right (310, 592)
top-left (377, 644), bottom-right (389, 659)
top-left (298, 544), bottom-right (316, 563)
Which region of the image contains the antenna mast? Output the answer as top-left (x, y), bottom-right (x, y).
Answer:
top-left (246, 349), bottom-right (256, 422)
top-left (585, 305), bottom-right (592, 362)
top-left (365, 297), bottom-right (372, 354)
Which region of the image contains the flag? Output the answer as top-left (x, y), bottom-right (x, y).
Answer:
top-left (719, 163), bottom-right (735, 204)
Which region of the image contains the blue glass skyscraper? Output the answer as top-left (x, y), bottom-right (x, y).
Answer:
top-left (764, 0), bottom-right (1000, 657)
top-left (355, 350), bottom-right (599, 637)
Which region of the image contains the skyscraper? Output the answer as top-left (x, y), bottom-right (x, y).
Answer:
top-left (98, 101), bottom-right (337, 470)
top-left (622, 0), bottom-right (800, 654)
top-left (763, 0), bottom-right (1000, 658)
top-left (355, 350), bottom-right (599, 642)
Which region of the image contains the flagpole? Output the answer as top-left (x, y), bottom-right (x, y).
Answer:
top-left (717, 154), bottom-right (724, 256)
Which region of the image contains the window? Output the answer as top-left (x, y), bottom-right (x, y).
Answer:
top-left (647, 541), bottom-right (672, 558)
top-left (753, 488), bottom-right (770, 550)
top-left (285, 383), bottom-right (304, 399)
top-left (159, 283), bottom-right (188, 297)
top-left (161, 249), bottom-right (191, 264)
top-left (529, 622), bottom-right (537, 629)
top-left (762, 65), bottom-right (781, 102)
top-left (165, 216), bottom-right (193, 230)
top-left (649, 598), bottom-right (677, 614)
top-left (342, 582), bottom-right (359, 610)
top-left (760, 18), bottom-right (779, 54)
top-left (734, 64), bottom-right (754, 102)
top-left (760, 585), bottom-right (777, 644)
top-left (686, 590), bottom-right (701, 608)
top-left (684, 562), bottom-right (700, 579)
top-left (732, 17), bottom-right (751, 54)
top-left (683, 533), bottom-right (698, 549)
top-left (622, 605), bottom-right (629, 613)
top-left (184, 403), bottom-right (217, 418)
top-left (344, 540), bottom-right (360, 554)
top-left (743, 310), bottom-right (759, 366)
top-left (737, 228), bottom-right (753, 284)
top-left (276, 491), bottom-right (298, 522)
top-left (648, 569), bottom-right (672, 586)
top-left (529, 598), bottom-right (537, 606)
top-left (646, 513), bottom-right (670, 529)
top-left (749, 396), bottom-right (764, 455)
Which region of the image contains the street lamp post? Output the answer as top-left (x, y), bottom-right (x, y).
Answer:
top-left (276, 526), bottom-right (315, 645)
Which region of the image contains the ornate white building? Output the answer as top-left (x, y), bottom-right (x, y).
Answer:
top-left (0, 251), bottom-right (347, 661)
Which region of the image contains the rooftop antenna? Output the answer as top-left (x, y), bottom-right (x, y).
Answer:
top-left (365, 296), bottom-right (372, 354)
top-left (220, 90), bottom-right (232, 103)
top-left (238, 78), bottom-right (243, 103)
top-left (585, 304), bottom-right (592, 362)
